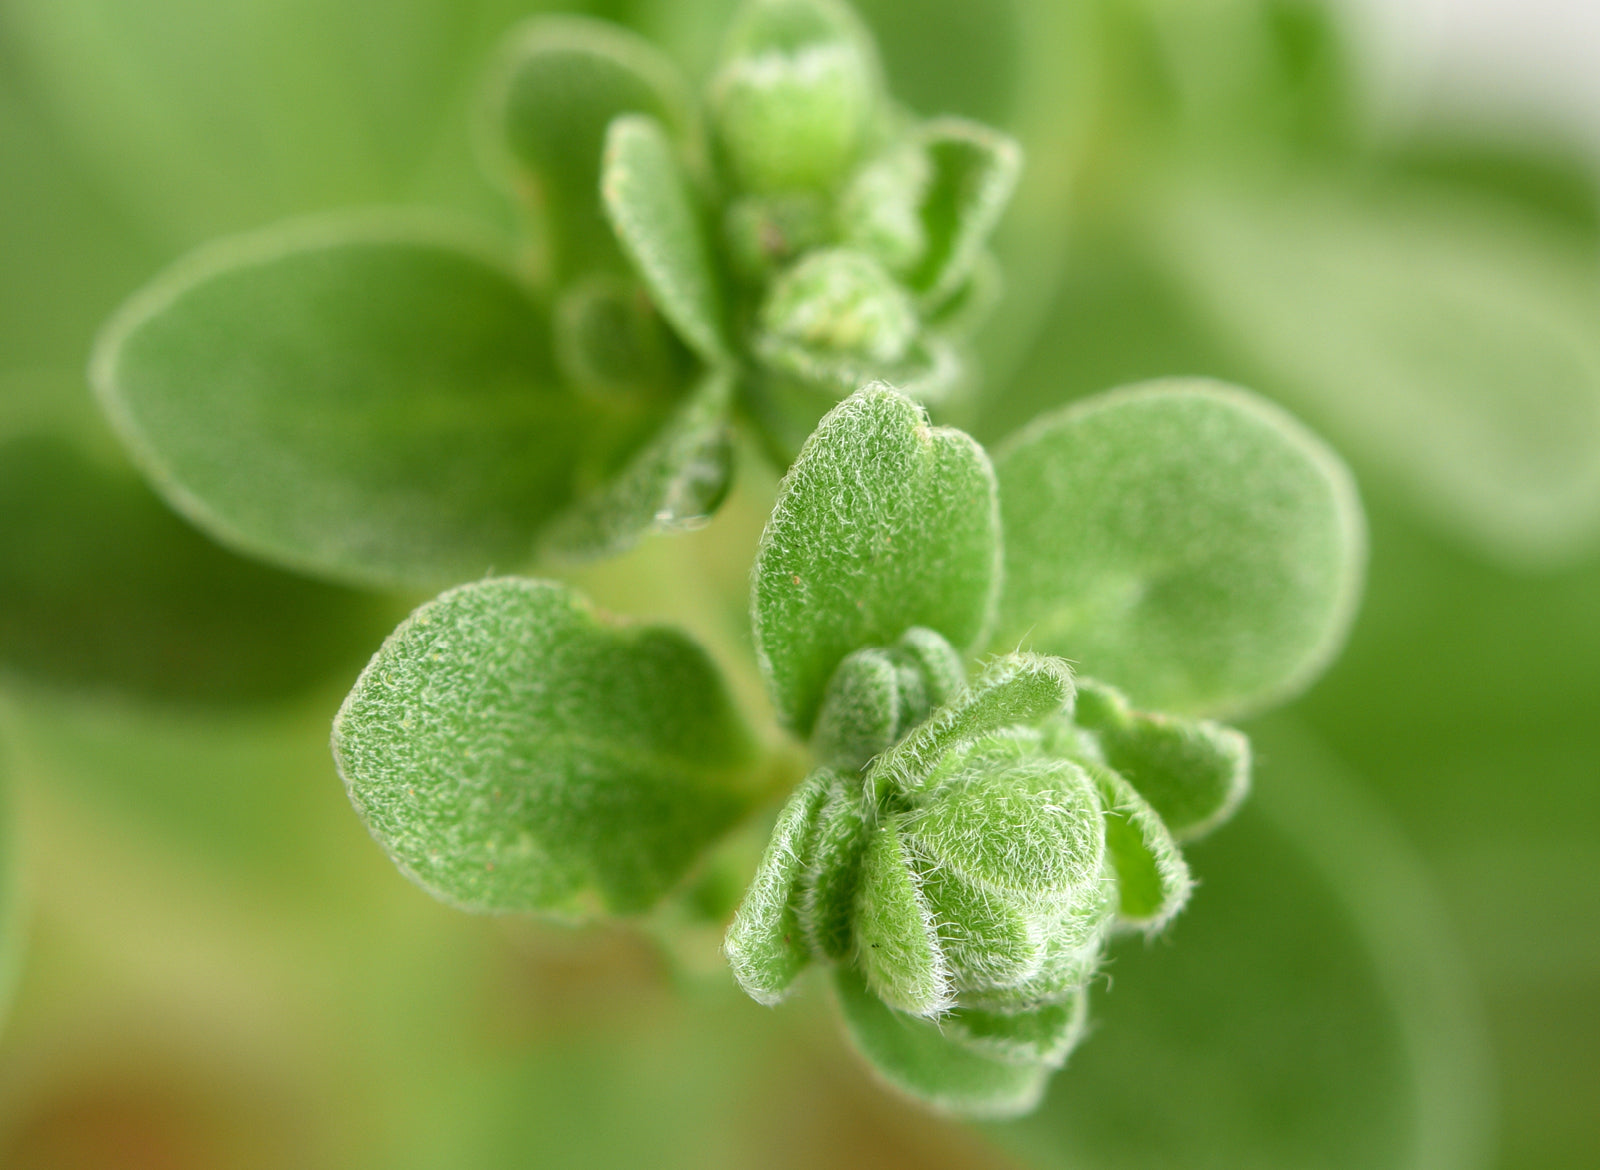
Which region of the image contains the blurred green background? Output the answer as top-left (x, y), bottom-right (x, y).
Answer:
top-left (1, 0), bottom-right (1596, 1166)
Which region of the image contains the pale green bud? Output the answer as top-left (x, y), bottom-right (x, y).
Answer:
top-left (756, 248), bottom-right (920, 386)
top-left (709, 0), bottom-right (881, 193)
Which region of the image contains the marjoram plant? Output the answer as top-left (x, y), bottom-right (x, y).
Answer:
top-left (88, 0), bottom-right (1365, 1119)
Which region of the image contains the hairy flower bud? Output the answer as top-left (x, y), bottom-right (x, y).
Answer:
top-left (708, 0), bottom-right (881, 193)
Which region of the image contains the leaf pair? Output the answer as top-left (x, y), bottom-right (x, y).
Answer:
top-left (755, 381), bottom-right (1365, 727)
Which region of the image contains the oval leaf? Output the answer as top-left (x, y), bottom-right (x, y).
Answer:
top-left (1161, 176), bottom-right (1600, 567)
top-left (332, 577), bottom-right (758, 916)
top-left (602, 114), bottom-right (731, 365)
top-left (93, 217), bottom-right (595, 589)
top-left (994, 380), bottom-right (1365, 717)
top-left (853, 815), bottom-right (949, 1016)
top-left (752, 384), bottom-right (1001, 733)
top-left (1085, 763), bottom-right (1192, 931)
top-left (1074, 678), bottom-right (1251, 842)
top-left (834, 966), bottom-right (1051, 1120)
top-left (724, 768), bottom-right (832, 1005)
top-left (482, 16), bottom-right (693, 282)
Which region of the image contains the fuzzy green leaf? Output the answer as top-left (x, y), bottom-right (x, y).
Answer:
top-left (944, 989), bottom-right (1089, 1068)
top-left (601, 114), bottom-right (731, 365)
top-left (959, 884), bottom-right (1116, 1014)
top-left (904, 736), bottom-right (1105, 904)
top-left (811, 626), bottom-right (967, 772)
top-left (541, 369), bottom-right (735, 561)
top-left (483, 16), bottom-right (692, 282)
top-left (725, 769), bottom-right (833, 1004)
top-left (994, 380), bottom-right (1366, 717)
top-left (834, 967), bottom-right (1051, 1120)
top-left (916, 861), bottom-right (1043, 993)
top-left (1086, 761), bottom-right (1192, 930)
top-left (1074, 678), bottom-right (1250, 841)
top-left (797, 776), bottom-right (873, 960)
top-left (868, 653), bottom-right (1073, 800)
top-left (752, 384), bottom-right (1001, 733)
top-left (811, 648), bottom-right (903, 772)
top-left (333, 578), bottom-right (757, 917)
top-left (853, 814), bottom-right (949, 1015)
top-left (906, 118), bottom-right (1023, 307)
top-left (92, 217), bottom-right (593, 589)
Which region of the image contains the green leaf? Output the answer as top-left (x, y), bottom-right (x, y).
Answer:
top-left (834, 966), bottom-right (1051, 1119)
top-left (1085, 761), bottom-right (1192, 930)
top-left (1074, 678), bottom-right (1251, 841)
top-left (541, 369), bottom-right (735, 561)
top-left (482, 16), bottom-right (693, 282)
top-left (944, 989), bottom-right (1089, 1068)
top-left (332, 577), bottom-right (758, 917)
top-left (916, 861), bottom-right (1043, 993)
top-left (93, 216), bottom-right (596, 589)
top-left (959, 882), bottom-right (1116, 1014)
top-left (811, 626), bottom-right (967, 771)
top-left (796, 775), bottom-right (872, 960)
top-left (903, 735), bottom-right (1105, 905)
top-left (724, 769), bottom-right (833, 1005)
top-left (601, 114), bottom-right (731, 366)
top-left (994, 380), bottom-right (1366, 717)
top-left (868, 653), bottom-right (1073, 800)
top-left (0, 431), bottom-right (392, 703)
top-left (906, 119), bottom-right (1023, 308)
top-left (551, 273), bottom-right (685, 402)
top-left (752, 384), bottom-right (1001, 733)
top-left (810, 648), bottom-right (903, 772)
top-left (1159, 176), bottom-right (1600, 566)
top-left (853, 814), bottom-right (949, 1015)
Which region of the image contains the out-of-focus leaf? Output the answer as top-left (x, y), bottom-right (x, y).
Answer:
top-left (93, 216), bottom-right (593, 589)
top-left (333, 577), bottom-right (758, 916)
top-left (482, 14), bottom-right (693, 284)
top-left (906, 119), bottom-right (1023, 309)
top-left (1159, 176), bottom-right (1600, 567)
top-left (0, 432), bottom-right (391, 703)
top-left (542, 369), bottom-right (735, 561)
top-left (601, 114), bottom-right (731, 364)
top-left (834, 966), bottom-right (1051, 1120)
top-left (751, 384), bottom-right (1000, 734)
top-left (1, 0), bottom-right (530, 246)
top-left (994, 380), bottom-right (1366, 718)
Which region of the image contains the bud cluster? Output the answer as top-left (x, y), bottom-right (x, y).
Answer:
top-left (726, 631), bottom-right (1250, 1082)
top-left (712, 0), bottom-right (1020, 456)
